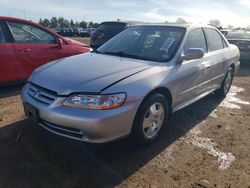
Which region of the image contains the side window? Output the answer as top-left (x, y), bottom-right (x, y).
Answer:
top-left (204, 28), bottom-right (224, 51)
top-left (184, 28), bottom-right (207, 53)
top-left (7, 21), bottom-right (56, 44)
top-left (0, 23), bottom-right (6, 43)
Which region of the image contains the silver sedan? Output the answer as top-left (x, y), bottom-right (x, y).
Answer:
top-left (22, 24), bottom-right (240, 144)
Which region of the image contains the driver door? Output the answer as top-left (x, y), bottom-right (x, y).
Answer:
top-left (6, 21), bottom-right (65, 80)
top-left (175, 28), bottom-right (211, 109)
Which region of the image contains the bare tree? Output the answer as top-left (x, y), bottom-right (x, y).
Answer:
top-left (246, 25), bottom-right (250, 31)
top-left (176, 17), bottom-right (186, 24)
top-left (227, 25), bottom-right (234, 30)
top-left (208, 19), bottom-right (222, 28)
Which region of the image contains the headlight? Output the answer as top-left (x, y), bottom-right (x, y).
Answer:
top-left (63, 93), bottom-right (126, 110)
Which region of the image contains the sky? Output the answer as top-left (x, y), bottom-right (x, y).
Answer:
top-left (0, 0), bottom-right (250, 27)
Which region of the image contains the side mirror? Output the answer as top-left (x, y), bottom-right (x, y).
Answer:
top-left (57, 38), bottom-right (63, 49)
top-left (183, 48), bottom-right (204, 61)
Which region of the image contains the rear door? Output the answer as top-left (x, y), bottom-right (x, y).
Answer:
top-left (203, 28), bottom-right (230, 89)
top-left (6, 20), bottom-right (71, 80)
top-left (175, 28), bottom-right (210, 108)
top-left (0, 20), bottom-right (19, 83)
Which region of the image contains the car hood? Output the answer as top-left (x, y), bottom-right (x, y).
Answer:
top-left (29, 53), bottom-right (153, 95)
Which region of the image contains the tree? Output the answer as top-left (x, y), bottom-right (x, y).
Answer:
top-left (88, 21), bottom-right (94, 28)
top-left (227, 25), bottom-right (234, 30)
top-left (208, 19), bottom-right (222, 28)
top-left (38, 18), bottom-right (43, 25)
top-left (176, 17), bottom-right (186, 23)
top-left (92, 23), bottom-right (99, 28)
top-left (36, 17), bottom-right (99, 29)
top-left (43, 19), bottom-right (50, 27)
top-left (74, 21), bottom-right (80, 28)
top-left (70, 19), bottom-right (74, 28)
top-left (38, 18), bottom-right (50, 27)
top-left (246, 25), bottom-right (250, 31)
top-left (50, 17), bottom-right (58, 28)
top-left (58, 17), bottom-right (70, 28)
top-left (79, 20), bottom-right (87, 28)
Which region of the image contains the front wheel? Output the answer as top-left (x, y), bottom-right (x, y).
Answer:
top-left (131, 94), bottom-right (169, 144)
top-left (216, 67), bottom-right (234, 98)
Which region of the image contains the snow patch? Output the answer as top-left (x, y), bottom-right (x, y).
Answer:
top-left (209, 109), bottom-right (218, 118)
top-left (219, 85), bottom-right (249, 109)
top-left (186, 125), bottom-right (235, 170)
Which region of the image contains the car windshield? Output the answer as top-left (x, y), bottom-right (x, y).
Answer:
top-left (226, 32), bottom-right (250, 39)
top-left (96, 26), bottom-right (186, 62)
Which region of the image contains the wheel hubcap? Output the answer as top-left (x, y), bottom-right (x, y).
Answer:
top-left (143, 102), bottom-right (165, 139)
top-left (224, 71), bottom-right (232, 93)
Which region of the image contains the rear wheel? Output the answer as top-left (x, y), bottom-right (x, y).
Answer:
top-left (216, 67), bottom-right (234, 98)
top-left (131, 94), bottom-right (169, 144)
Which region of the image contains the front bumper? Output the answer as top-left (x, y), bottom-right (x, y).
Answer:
top-left (21, 83), bottom-right (140, 143)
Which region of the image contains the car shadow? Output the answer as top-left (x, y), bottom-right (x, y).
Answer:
top-left (0, 83), bottom-right (24, 99)
top-left (0, 93), bottom-right (223, 188)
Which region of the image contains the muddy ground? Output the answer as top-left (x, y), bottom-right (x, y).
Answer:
top-left (0, 60), bottom-right (249, 187)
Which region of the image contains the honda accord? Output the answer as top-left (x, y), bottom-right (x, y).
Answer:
top-left (22, 24), bottom-right (240, 144)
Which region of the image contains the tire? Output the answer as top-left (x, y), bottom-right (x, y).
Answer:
top-left (216, 67), bottom-right (234, 98)
top-left (131, 93), bottom-right (169, 144)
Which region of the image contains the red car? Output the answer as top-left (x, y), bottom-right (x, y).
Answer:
top-left (0, 16), bottom-right (90, 84)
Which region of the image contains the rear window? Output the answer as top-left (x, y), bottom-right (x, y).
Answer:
top-left (96, 23), bottom-right (127, 34)
top-left (204, 28), bottom-right (224, 52)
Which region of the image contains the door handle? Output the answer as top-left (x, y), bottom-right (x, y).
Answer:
top-left (23, 48), bottom-right (30, 52)
top-left (205, 65), bottom-right (212, 69)
top-left (17, 48), bottom-right (31, 53)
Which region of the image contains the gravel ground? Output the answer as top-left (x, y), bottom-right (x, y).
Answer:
top-left (0, 58), bottom-right (249, 187)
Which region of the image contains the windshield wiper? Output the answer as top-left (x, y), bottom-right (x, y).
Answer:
top-left (103, 51), bottom-right (144, 59)
top-left (91, 49), bottom-right (103, 54)
top-left (103, 51), bottom-right (130, 57)
top-left (103, 51), bottom-right (157, 62)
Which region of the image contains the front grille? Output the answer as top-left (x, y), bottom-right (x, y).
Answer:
top-left (28, 83), bottom-right (58, 105)
top-left (39, 119), bottom-right (86, 140)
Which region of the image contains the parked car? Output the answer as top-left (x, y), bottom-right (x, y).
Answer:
top-left (22, 24), bottom-right (240, 144)
top-left (57, 28), bottom-right (74, 37)
top-left (80, 28), bottom-right (97, 38)
top-left (87, 27), bottom-right (96, 35)
top-left (73, 28), bottom-right (81, 37)
top-left (220, 29), bottom-right (230, 36)
top-left (90, 21), bottom-right (129, 48)
top-left (225, 31), bottom-right (250, 60)
top-left (80, 29), bottom-right (90, 37)
top-left (0, 16), bottom-right (90, 84)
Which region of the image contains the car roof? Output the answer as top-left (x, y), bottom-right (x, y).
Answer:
top-left (131, 23), bottom-right (217, 30)
top-left (0, 16), bottom-right (34, 23)
top-left (100, 21), bottom-right (128, 25)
